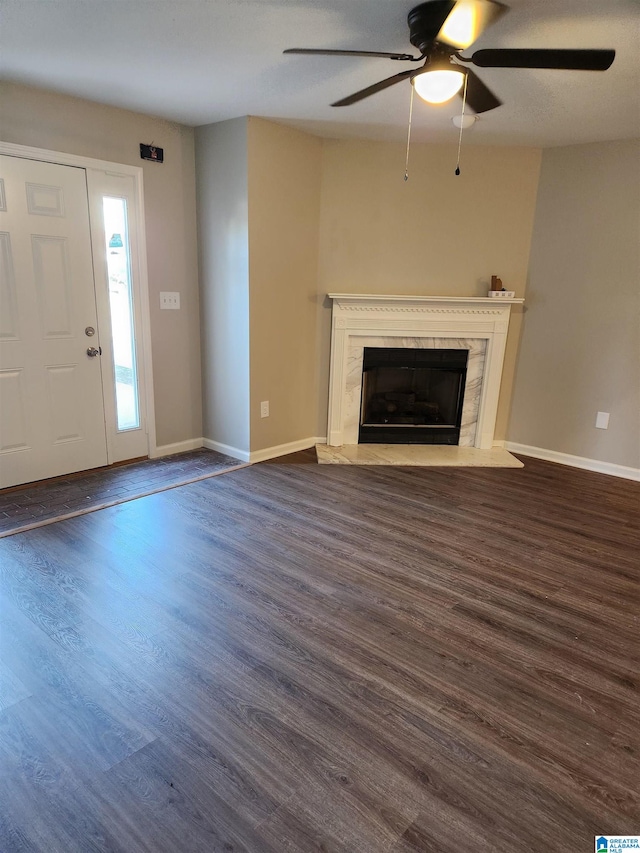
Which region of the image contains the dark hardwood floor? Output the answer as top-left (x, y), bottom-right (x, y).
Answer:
top-left (0, 449), bottom-right (243, 537)
top-left (0, 452), bottom-right (638, 852)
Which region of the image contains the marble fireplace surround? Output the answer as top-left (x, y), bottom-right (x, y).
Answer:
top-left (327, 294), bottom-right (523, 449)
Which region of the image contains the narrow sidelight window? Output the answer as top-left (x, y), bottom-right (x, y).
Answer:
top-left (102, 197), bottom-right (140, 431)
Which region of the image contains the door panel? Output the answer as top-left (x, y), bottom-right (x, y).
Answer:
top-left (0, 232), bottom-right (18, 340)
top-left (0, 155), bottom-right (108, 488)
top-left (0, 369), bottom-right (27, 452)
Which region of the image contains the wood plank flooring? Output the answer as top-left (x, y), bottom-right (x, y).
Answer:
top-left (0, 449), bottom-right (243, 537)
top-left (0, 452), bottom-right (638, 852)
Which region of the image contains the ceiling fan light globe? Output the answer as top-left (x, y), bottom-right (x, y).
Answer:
top-left (452, 113), bottom-right (477, 128)
top-left (412, 69), bottom-right (465, 104)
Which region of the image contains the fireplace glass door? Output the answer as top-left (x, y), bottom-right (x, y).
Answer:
top-left (359, 348), bottom-right (468, 445)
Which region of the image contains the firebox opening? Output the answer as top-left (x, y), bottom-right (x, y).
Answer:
top-left (359, 348), bottom-right (468, 445)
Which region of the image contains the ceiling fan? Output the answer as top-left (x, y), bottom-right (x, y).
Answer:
top-left (284, 0), bottom-right (615, 114)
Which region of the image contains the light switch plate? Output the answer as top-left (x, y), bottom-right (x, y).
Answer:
top-left (595, 411), bottom-right (610, 429)
top-left (160, 292), bottom-right (180, 310)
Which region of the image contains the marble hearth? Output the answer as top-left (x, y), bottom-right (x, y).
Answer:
top-left (326, 294), bottom-right (523, 449)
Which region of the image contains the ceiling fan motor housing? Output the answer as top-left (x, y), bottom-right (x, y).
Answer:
top-left (408, 0), bottom-right (457, 55)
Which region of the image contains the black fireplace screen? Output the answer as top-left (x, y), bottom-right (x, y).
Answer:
top-left (359, 348), bottom-right (468, 445)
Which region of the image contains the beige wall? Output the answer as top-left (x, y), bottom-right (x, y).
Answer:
top-left (0, 81), bottom-right (202, 448)
top-left (195, 118), bottom-right (251, 455)
top-left (247, 118), bottom-right (322, 452)
top-left (315, 140), bottom-right (542, 439)
top-left (8, 85), bottom-right (635, 470)
top-left (508, 139), bottom-right (640, 469)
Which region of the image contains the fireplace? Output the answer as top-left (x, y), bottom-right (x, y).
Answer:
top-left (359, 347), bottom-right (468, 444)
top-left (326, 294), bottom-right (523, 449)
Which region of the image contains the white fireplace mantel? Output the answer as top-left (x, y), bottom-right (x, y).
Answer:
top-left (327, 294), bottom-right (523, 449)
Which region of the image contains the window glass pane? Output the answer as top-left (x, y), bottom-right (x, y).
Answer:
top-left (103, 197), bottom-right (140, 431)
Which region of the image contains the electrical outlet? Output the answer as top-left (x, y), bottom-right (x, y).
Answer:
top-left (260, 401), bottom-right (269, 418)
top-left (160, 292), bottom-right (180, 310)
top-left (595, 411), bottom-right (610, 430)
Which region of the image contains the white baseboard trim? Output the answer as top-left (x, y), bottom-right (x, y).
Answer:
top-left (202, 438), bottom-right (250, 463)
top-left (505, 442), bottom-right (640, 482)
top-left (250, 436), bottom-right (325, 464)
top-left (149, 438), bottom-right (204, 459)
top-left (492, 440), bottom-right (506, 448)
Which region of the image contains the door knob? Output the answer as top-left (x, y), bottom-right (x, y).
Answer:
top-left (87, 347), bottom-right (102, 357)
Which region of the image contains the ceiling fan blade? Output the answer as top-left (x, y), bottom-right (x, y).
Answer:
top-left (331, 69), bottom-right (415, 107)
top-left (471, 48), bottom-right (615, 70)
top-left (284, 48), bottom-right (418, 62)
top-left (462, 68), bottom-right (502, 113)
top-left (436, 0), bottom-right (509, 50)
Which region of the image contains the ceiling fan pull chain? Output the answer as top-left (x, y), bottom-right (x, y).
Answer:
top-left (404, 85), bottom-right (415, 182)
top-left (455, 74), bottom-right (469, 176)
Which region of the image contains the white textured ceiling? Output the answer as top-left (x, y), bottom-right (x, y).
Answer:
top-left (1, 0), bottom-right (639, 146)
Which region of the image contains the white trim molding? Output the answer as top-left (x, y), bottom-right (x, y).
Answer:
top-left (249, 437), bottom-right (323, 464)
top-left (505, 442), bottom-right (640, 482)
top-left (203, 438), bottom-right (250, 463)
top-left (327, 294), bottom-right (523, 449)
top-left (150, 438), bottom-right (204, 459)
top-left (0, 140), bottom-right (158, 459)
top-left (204, 436), bottom-right (324, 464)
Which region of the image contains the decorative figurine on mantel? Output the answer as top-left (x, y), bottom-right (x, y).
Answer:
top-left (488, 275), bottom-right (515, 298)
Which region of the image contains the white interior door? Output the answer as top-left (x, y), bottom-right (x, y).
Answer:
top-left (0, 155), bottom-right (108, 488)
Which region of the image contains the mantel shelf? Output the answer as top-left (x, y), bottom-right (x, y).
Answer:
top-left (328, 294), bottom-right (524, 305)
